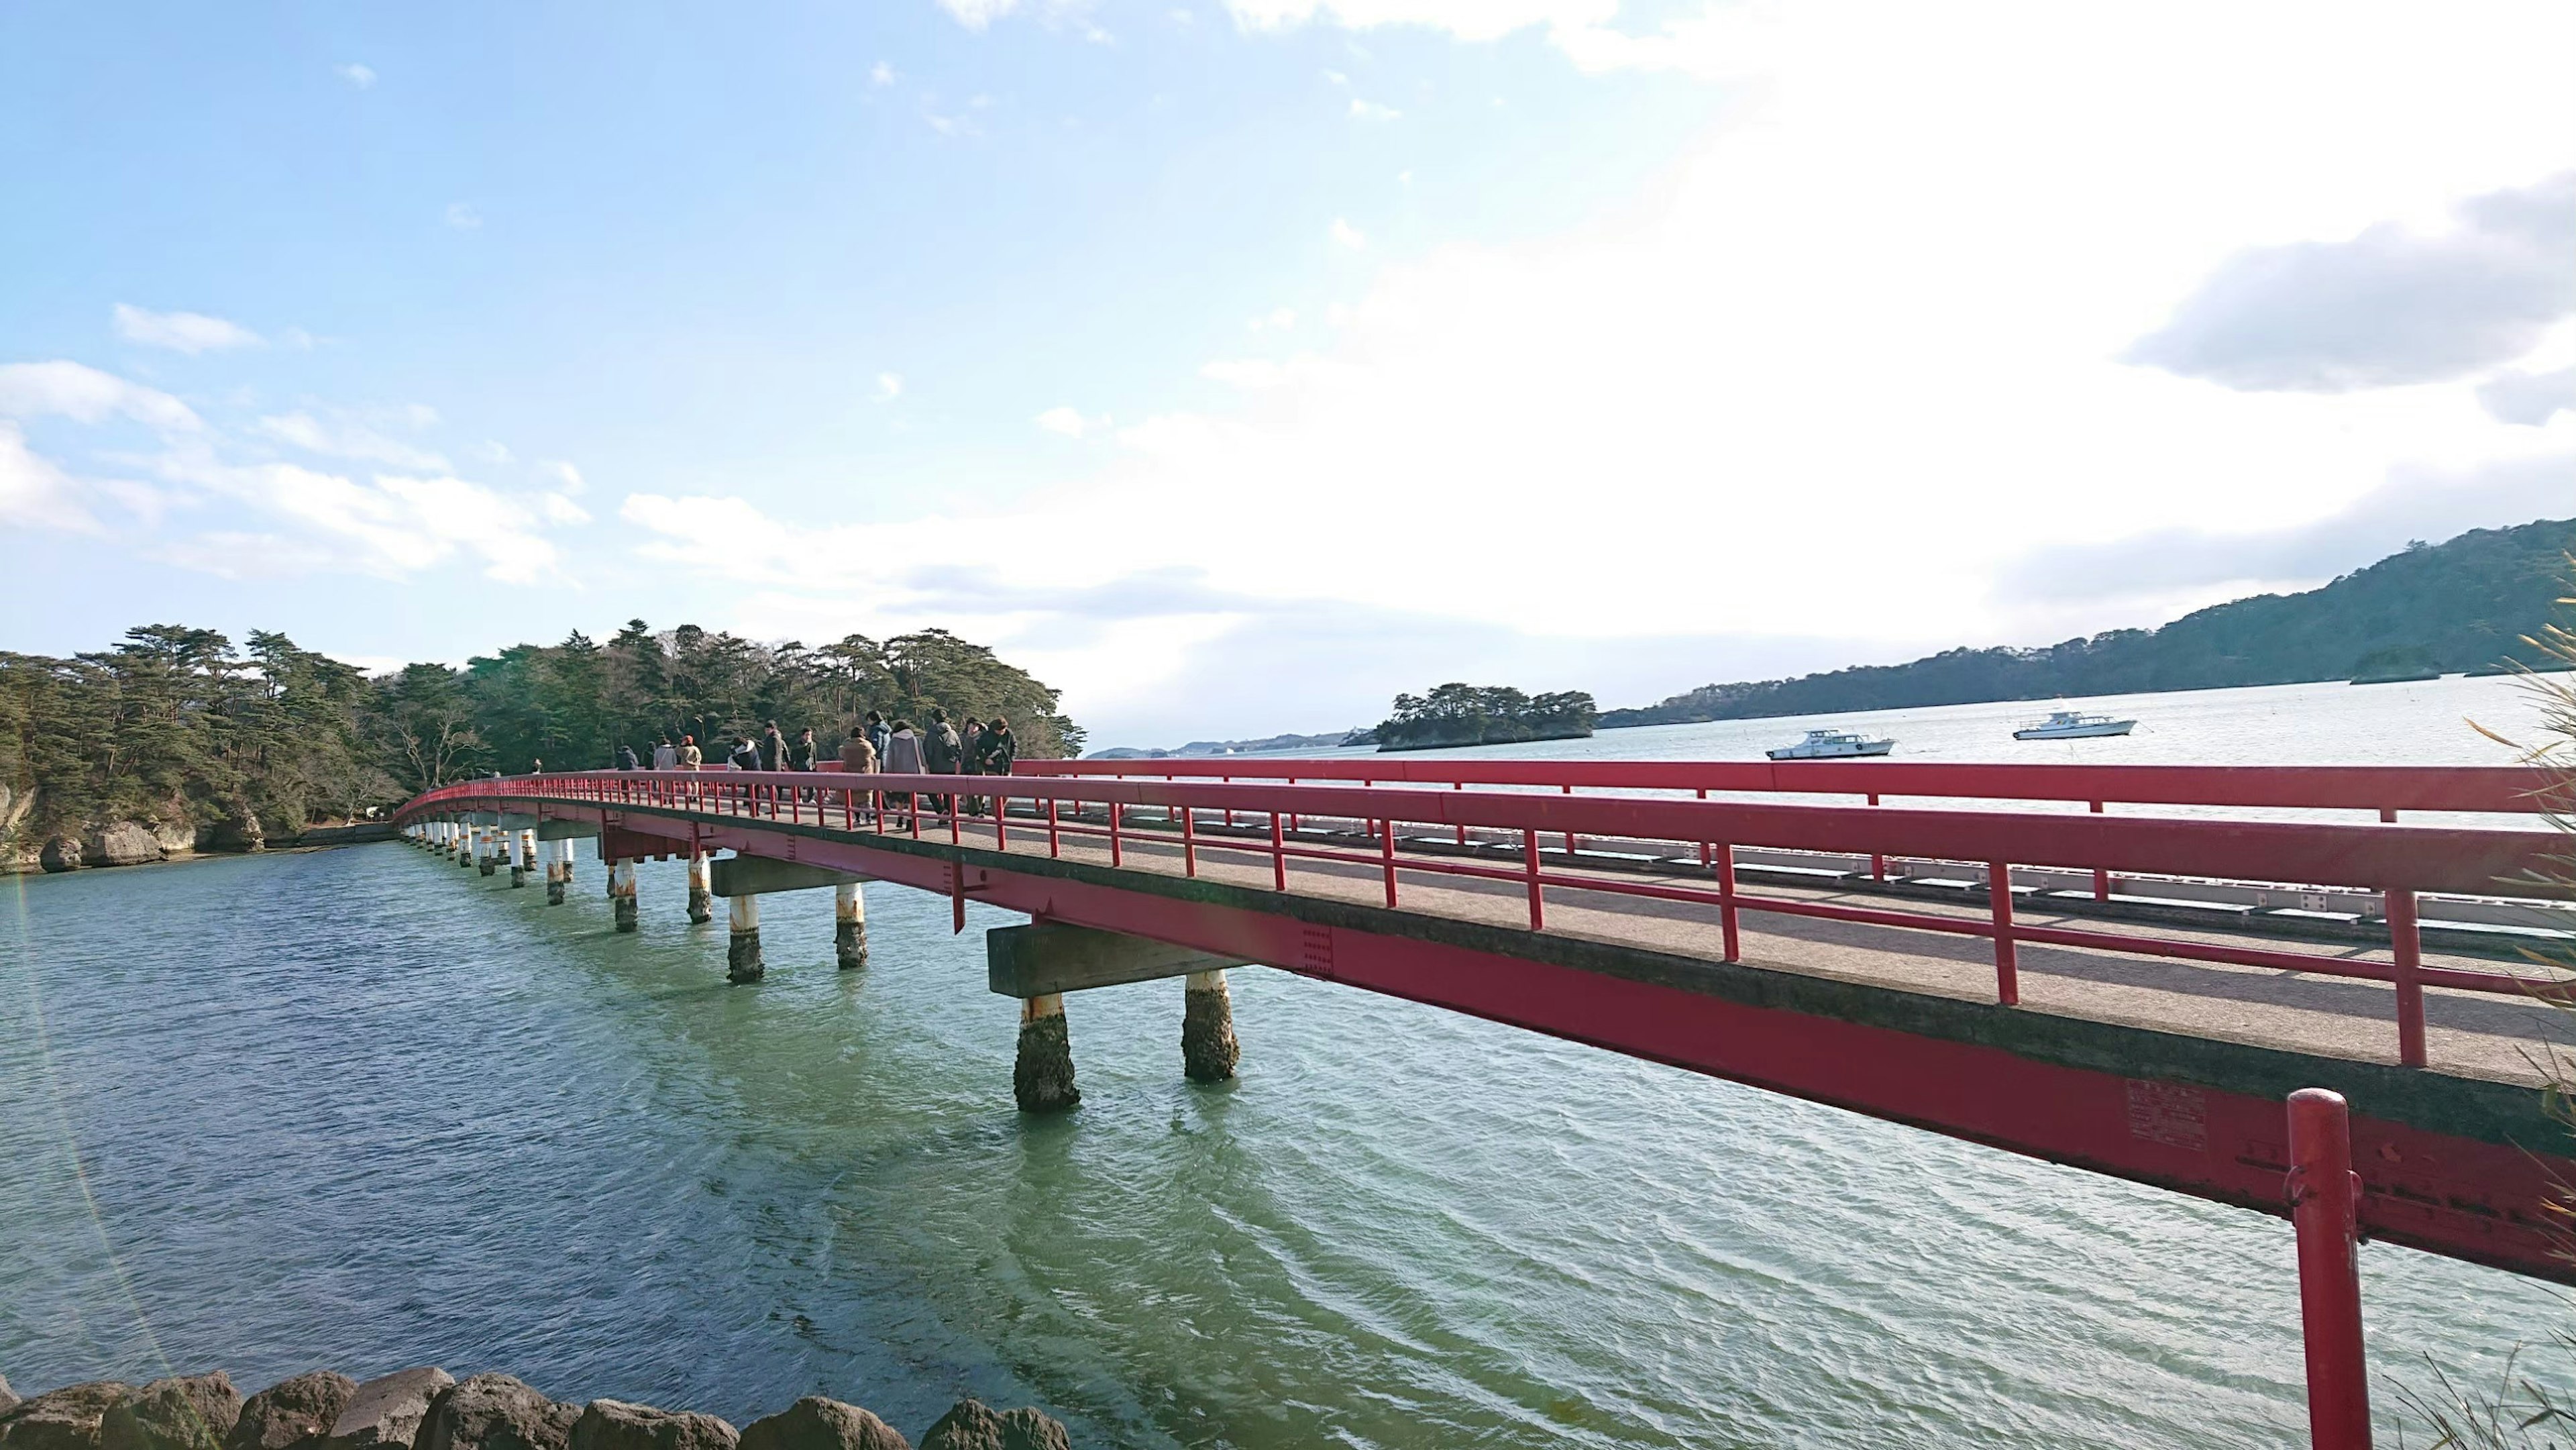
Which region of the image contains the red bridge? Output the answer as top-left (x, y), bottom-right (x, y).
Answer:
top-left (392, 756), bottom-right (2571, 1448)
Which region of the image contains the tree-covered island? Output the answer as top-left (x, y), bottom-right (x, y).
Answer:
top-left (1373, 684), bottom-right (1597, 752)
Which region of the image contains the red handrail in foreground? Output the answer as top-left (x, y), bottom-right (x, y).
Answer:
top-left (2290, 1089), bottom-right (2372, 1450)
top-left (396, 768), bottom-right (2569, 1070)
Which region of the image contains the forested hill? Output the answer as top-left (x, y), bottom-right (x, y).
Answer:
top-left (1603, 517), bottom-right (2575, 729)
top-left (0, 622), bottom-right (1079, 869)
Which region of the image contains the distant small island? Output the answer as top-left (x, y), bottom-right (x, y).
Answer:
top-left (1089, 729), bottom-right (1366, 760)
top-left (1375, 684), bottom-right (1597, 752)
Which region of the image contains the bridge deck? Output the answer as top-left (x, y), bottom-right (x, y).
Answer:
top-left (931, 811), bottom-right (2573, 1086)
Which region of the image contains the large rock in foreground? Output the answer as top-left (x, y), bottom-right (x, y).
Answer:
top-left (566, 1401), bottom-right (734, 1450)
top-left (414, 1377), bottom-right (575, 1450)
top-left (102, 1374), bottom-right (241, 1450)
top-left (37, 836), bottom-right (83, 872)
top-left (323, 1370), bottom-right (453, 1450)
top-left (1, 1382), bottom-right (136, 1450)
top-left (227, 1374), bottom-right (358, 1450)
top-left (737, 1398), bottom-right (908, 1450)
top-left (83, 821), bottom-right (167, 868)
top-left (915, 1403), bottom-right (1067, 1450)
top-left (0, 1376), bottom-right (18, 1415)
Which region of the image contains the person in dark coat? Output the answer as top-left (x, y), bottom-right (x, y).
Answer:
top-left (729, 736), bottom-right (762, 771)
top-left (922, 709), bottom-right (961, 813)
top-left (866, 711), bottom-right (890, 764)
top-left (760, 721), bottom-right (787, 772)
top-left (615, 744), bottom-right (640, 770)
top-left (789, 727), bottom-right (818, 771)
top-left (967, 718), bottom-right (1014, 815)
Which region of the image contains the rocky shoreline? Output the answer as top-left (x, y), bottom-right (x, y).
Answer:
top-left (0, 1368), bottom-right (1069, 1450)
top-left (3, 820), bottom-right (398, 876)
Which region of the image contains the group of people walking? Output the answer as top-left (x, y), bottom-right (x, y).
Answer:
top-left (605, 709), bottom-right (1016, 804)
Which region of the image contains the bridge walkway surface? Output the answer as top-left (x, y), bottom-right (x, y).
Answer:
top-left (943, 809), bottom-right (2574, 1086)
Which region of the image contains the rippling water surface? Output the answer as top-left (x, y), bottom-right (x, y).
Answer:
top-left (4, 676), bottom-right (2571, 1446)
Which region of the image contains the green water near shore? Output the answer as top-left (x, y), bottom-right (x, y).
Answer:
top-left (5, 675), bottom-right (2572, 1446)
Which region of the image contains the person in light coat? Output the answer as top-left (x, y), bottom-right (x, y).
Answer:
top-left (882, 721), bottom-right (926, 825)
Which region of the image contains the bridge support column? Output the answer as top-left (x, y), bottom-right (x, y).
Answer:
top-left (510, 829), bottom-right (533, 888)
top-left (1014, 994), bottom-right (1078, 1112)
top-left (545, 839), bottom-right (570, 904)
top-left (461, 825), bottom-right (479, 869)
top-left (1181, 968), bottom-right (1240, 1083)
top-left (478, 827), bottom-right (498, 876)
top-left (727, 894), bottom-right (763, 983)
top-left (610, 860), bottom-right (638, 932)
top-left (687, 853), bottom-right (713, 924)
top-left (835, 882), bottom-right (868, 970)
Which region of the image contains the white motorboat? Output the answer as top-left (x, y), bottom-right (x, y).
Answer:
top-left (1767, 729), bottom-right (1896, 760)
top-left (2012, 709), bottom-right (2135, 741)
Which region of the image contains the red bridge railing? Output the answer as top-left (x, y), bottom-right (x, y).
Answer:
top-left (398, 764), bottom-right (2570, 1070)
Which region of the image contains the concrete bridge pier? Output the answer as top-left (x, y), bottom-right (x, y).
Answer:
top-left (1181, 969), bottom-right (1241, 1083)
top-left (835, 881), bottom-right (868, 970)
top-left (510, 829), bottom-right (535, 888)
top-left (460, 825), bottom-right (480, 868)
top-left (1014, 994), bottom-right (1079, 1112)
top-left (478, 827), bottom-right (499, 876)
top-left (727, 894), bottom-right (763, 982)
top-left (610, 860), bottom-right (639, 932)
top-left (987, 923), bottom-right (1253, 1108)
top-left (687, 853), bottom-right (714, 925)
top-left (706, 857), bottom-right (873, 984)
top-left (545, 839), bottom-right (570, 904)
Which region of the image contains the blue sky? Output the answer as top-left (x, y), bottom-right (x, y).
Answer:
top-left (4, 1), bottom-right (2573, 747)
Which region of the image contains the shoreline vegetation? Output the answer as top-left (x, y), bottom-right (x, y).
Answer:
top-left (1601, 517), bottom-right (2574, 730)
top-left (0, 622), bottom-right (1077, 876)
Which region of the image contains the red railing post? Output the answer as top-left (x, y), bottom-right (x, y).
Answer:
top-left (2090, 800), bottom-right (2110, 901)
top-left (1381, 815), bottom-right (1397, 907)
top-left (1271, 811), bottom-right (1286, 891)
top-left (1181, 799), bottom-right (1197, 877)
top-left (1560, 782), bottom-right (1576, 858)
top-left (1223, 776), bottom-right (1233, 829)
top-left (1046, 797), bottom-right (1061, 858)
top-left (1868, 792), bottom-right (1885, 882)
top-left (1109, 801), bottom-right (1122, 867)
top-left (1455, 780), bottom-right (1468, 846)
top-left (1989, 862), bottom-right (2020, 1005)
top-left (1523, 829), bottom-right (1544, 930)
top-left (1715, 843), bottom-right (1739, 962)
top-left (2387, 889), bottom-right (2426, 1068)
top-left (2288, 1088), bottom-right (2373, 1450)
top-left (1697, 788), bottom-right (1711, 869)
top-left (995, 792), bottom-right (1008, 851)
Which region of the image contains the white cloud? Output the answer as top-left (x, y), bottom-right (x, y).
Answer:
top-left (539, 492), bottom-right (593, 525)
top-left (0, 421), bottom-right (99, 532)
top-left (875, 372), bottom-right (904, 400)
top-left (443, 202), bottom-right (482, 229)
top-left (542, 460), bottom-right (587, 493)
top-left (1328, 217), bottom-right (1366, 248)
top-left (0, 360), bottom-right (203, 433)
top-left (2479, 364), bottom-right (2576, 425)
top-left (1226, 0), bottom-right (1613, 45)
top-left (2125, 172), bottom-right (2576, 391)
top-left (254, 411), bottom-right (452, 473)
top-left (1348, 98), bottom-right (1401, 121)
top-left (1199, 358), bottom-right (1290, 389)
top-left (938, 0), bottom-right (1020, 28)
top-left (335, 62), bottom-right (377, 89)
top-left (870, 61), bottom-right (896, 86)
top-left (474, 439), bottom-right (515, 464)
top-left (1248, 307), bottom-right (1299, 331)
top-left (1035, 406), bottom-right (1104, 437)
top-left (112, 304), bottom-right (265, 355)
